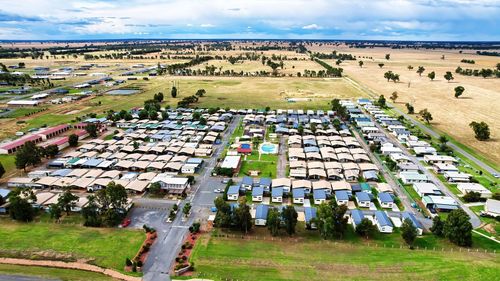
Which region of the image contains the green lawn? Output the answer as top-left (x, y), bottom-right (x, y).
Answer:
top-left (239, 160), bottom-right (277, 178)
top-left (0, 264), bottom-right (115, 281)
top-left (190, 231), bottom-right (500, 281)
top-left (0, 218), bottom-right (144, 273)
top-left (2, 107), bottom-right (48, 118)
top-left (0, 154), bottom-right (16, 176)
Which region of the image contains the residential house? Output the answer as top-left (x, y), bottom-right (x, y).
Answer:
top-left (304, 207), bottom-right (317, 229)
top-left (374, 211), bottom-right (394, 233)
top-left (227, 185), bottom-right (240, 201)
top-left (292, 188), bottom-right (305, 204)
top-left (350, 209), bottom-right (365, 229)
top-left (254, 204), bottom-right (269, 226)
top-left (252, 186), bottom-right (264, 202)
top-left (378, 192), bottom-right (394, 209)
top-left (356, 192), bottom-right (371, 208)
top-left (271, 187), bottom-right (283, 203)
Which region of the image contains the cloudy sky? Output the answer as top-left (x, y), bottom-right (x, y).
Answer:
top-left (0, 0), bottom-right (499, 40)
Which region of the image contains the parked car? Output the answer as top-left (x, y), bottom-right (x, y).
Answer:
top-left (214, 188), bottom-right (223, 193)
top-left (120, 218), bottom-right (131, 228)
top-left (222, 178), bottom-right (231, 184)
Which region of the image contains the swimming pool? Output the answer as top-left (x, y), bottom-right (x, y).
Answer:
top-left (259, 142), bottom-right (278, 154)
top-left (107, 89), bottom-right (139, 95)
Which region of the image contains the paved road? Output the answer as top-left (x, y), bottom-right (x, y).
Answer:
top-left (276, 136), bottom-right (287, 178)
top-left (350, 128), bottom-right (432, 228)
top-left (361, 107), bottom-right (481, 228)
top-left (142, 115), bottom-right (240, 281)
top-left (344, 76), bottom-right (498, 176)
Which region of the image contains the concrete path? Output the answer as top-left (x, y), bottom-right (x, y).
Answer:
top-left (0, 258), bottom-right (140, 281)
top-left (276, 136), bottom-right (287, 178)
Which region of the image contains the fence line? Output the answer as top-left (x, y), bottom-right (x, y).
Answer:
top-left (210, 233), bottom-right (497, 254)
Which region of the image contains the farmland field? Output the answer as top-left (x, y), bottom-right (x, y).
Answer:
top-left (311, 45), bottom-right (500, 165)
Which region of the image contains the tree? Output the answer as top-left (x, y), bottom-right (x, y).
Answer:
top-left (390, 91), bottom-right (398, 103)
top-left (444, 209), bottom-right (472, 246)
top-left (282, 205), bottom-right (298, 235)
top-left (438, 135), bottom-right (448, 144)
top-left (234, 197), bottom-right (252, 233)
top-left (15, 141), bottom-right (41, 171)
top-left (58, 187), bottom-right (78, 215)
top-left (68, 134), bottom-right (79, 147)
top-left (358, 61), bottom-right (364, 68)
top-left (267, 208), bottom-right (281, 236)
top-left (85, 123), bottom-right (98, 138)
top-left (149, 182), bottom-right (162, 195)
top-left (377, 95), bottom-right (387, 108)
top-left (214, 197), bottom-right (232, 228)
top-left (417, 66), bottom-right (425, 76)
top-left (407, 65), bottom-right (414, 71)
top-left (82, 195), bottom-right (102, 227)
top-left (45, 144), bottom-right (59, 158)
top-left (463, 191), bottom-right (481, 203)
top-left (444, 71), bottom-right (454, 82)
top-left (385, 54), bottom-right (390, 60)
top-left (171, 86), bottom-right (177, 98)
top-left (405, 103), bottom-right (415, 114)
top-left (419, 109), bottom-right (433, 124)
top-left (95, 182), bottom-right (128, 226)
top-left (469, 121), bottom-right (490, 141)
top-left (454, 86), bottom-right (465, 98)
top-left (401, 218), bottom-right (418, 247)
top-left (8, 189), bottom-right (36, 222)
top-left (183, 202), bottom-right (192, 217)
top-left (384, 71), bottom-right (393, 82)
top-left (49, 203), bottom-right (62, 222)
top-left (154, 92), bottom-right (164, 102)
top-left (355, 218), bottom-right (378, 239)
top-left (315, 201), bottom-right (348, 239)
top-left (430, 216), bottom-right (444, 237)
top-left (378, 63), bottom-right (384, 68)
top-left (195, 89), bottom-right (206, 97)
top-left (427, 71), bottom-right (435, 81)
top-left (0, 162), bottom-right (5, 178)
top-left (331, 98), bottom-right (348, 120)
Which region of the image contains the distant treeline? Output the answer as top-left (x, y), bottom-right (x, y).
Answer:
top-left (455, 66), bottom-right (500, 78)
top-left (476, 51), bottom-right (500, 57)
top-left (312, 51), bottom-right (356, 60)
top-left (313, 58), bottom-right (343, 77)
top-left (460, 59), bottom-right (475, 64)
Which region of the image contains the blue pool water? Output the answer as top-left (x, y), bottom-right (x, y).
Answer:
top-left (260, 143), bottom-right (277, 154)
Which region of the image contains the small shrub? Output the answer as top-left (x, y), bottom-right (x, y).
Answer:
top-left (125, 258), bottom-right (132, 266)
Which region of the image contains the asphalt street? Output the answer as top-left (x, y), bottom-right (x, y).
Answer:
top-left (141, 115), bottom-right (240, 281)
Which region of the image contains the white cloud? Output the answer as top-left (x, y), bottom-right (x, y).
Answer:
top-left (302, 24), bottom-right (322, 30)
top-left (200, 23), bottom-right (215, 28)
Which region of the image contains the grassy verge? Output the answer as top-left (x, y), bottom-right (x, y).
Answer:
top-left (189, 230), bottom-right (500, 281)
top-left (0, 218), bottom-right (144, 273)
top-left (0, 264), bottom-right (115, 281)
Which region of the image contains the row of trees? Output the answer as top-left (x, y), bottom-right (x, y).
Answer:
top-left (456, 66), bottom-right (500, 78)
top-left (15, 141), bottom-right (60, 171)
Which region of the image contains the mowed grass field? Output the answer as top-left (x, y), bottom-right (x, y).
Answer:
top-left (147, 76), bottom-right (367, 110)
top-left (190, 233), bottom-right (500, 281)
top-left (311, 45), bottom-right (500, 165)
top-left (0, 218), bottom-right (144, 272)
